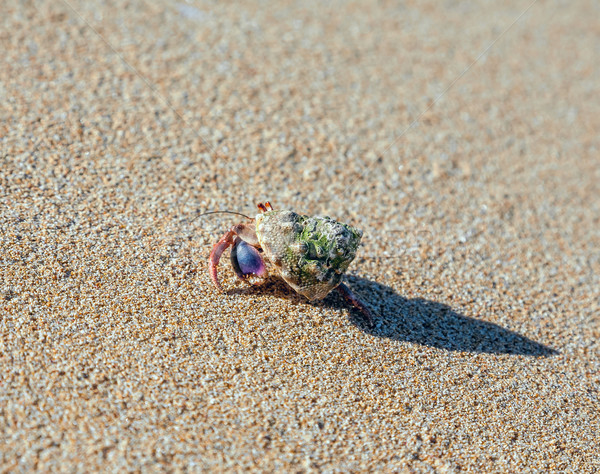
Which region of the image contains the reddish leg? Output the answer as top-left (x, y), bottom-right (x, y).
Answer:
top-left (209, 230), bottom-right (236, 291)
top-left (336, 282), bottom-right (375, 328)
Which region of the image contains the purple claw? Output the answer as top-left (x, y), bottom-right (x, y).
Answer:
top-left (231, 238), bottom-right (267, 280)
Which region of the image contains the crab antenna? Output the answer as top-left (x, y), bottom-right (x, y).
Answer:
top-left (190, 210), bottom-right (253, 222)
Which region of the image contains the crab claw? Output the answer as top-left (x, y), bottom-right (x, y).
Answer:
top-left (209, 230), bottom-right (235, 291)
top-left (231, 238), bottom-right (267, 280)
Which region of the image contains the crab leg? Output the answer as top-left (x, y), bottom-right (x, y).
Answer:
top-left (336, 282), bottom-right (375, 328)
top-left (209, 230), bottom-right (236, 291)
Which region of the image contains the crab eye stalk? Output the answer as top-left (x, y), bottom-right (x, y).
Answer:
top-left (231, 239), bottom-right (267, 279)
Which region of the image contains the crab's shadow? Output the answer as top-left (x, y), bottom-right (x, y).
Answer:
top-left (228, 275), bottom-right (557, 356)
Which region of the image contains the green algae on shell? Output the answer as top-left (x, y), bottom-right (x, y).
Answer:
top-left (256, 210), bottom-right (363, 300)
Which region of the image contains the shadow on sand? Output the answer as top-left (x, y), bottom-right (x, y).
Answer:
top-left (228, 275), bottom-right (558, 357)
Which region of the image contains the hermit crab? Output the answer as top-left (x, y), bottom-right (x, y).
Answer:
top-left (208, 201), bottom-right (375, 327)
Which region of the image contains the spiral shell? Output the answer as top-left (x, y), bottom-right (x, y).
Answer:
top-left (256, 210), bottom-right (363, 300)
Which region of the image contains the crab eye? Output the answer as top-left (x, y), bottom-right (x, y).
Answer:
top-left (231, 239), bottom-right (266, 277)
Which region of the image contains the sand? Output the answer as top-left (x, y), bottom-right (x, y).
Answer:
top-left (1, 0), bottom-right (599, 471)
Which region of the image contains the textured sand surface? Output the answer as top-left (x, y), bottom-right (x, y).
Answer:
top-left (1, 0), bottom-right (599, 471)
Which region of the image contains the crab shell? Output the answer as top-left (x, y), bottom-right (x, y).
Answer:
top-left (255, 210), bottom-right (363, 300)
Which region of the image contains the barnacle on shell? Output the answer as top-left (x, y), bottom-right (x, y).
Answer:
top-left (256, 210), bottom-right (363, 300)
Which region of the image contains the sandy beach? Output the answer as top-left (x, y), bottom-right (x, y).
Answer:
top-left (1, 0), bottom-right (599, 471)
